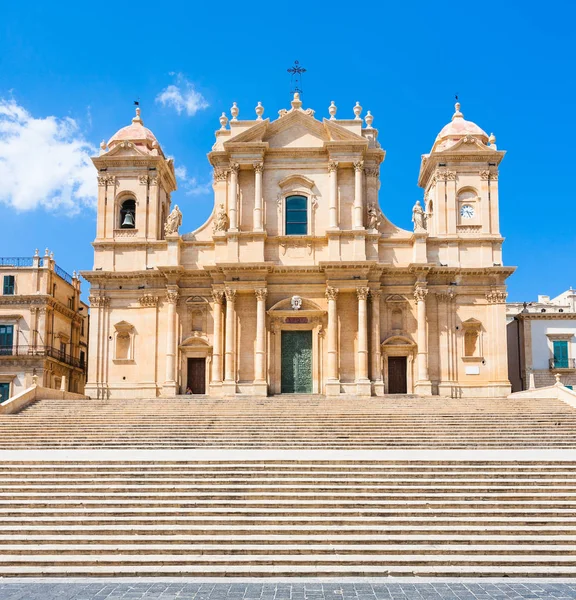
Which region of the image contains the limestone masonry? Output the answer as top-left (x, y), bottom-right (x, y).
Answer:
top-left (81, 95), bottom-right (514, 399)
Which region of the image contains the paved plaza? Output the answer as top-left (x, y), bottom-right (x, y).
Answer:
top-left (0, 581), bottom-right (575, 600)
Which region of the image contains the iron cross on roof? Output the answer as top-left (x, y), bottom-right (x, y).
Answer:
top-left (288, 60), bottom-right (306, 96)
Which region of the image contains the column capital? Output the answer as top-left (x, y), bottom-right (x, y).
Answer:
top-left (225, 288), bottom-right (237, 302)
top-left (253, 161), bottom-right (264, 173)
top-left (213, 168), bottom-right (229, 183)
top-left (365, 166), bottom-right (379, 179)
top-left (229, 162), bottom-right (240, 174)
top-left (356, 286), bottom-right (370, 300)
top-left (413, 286), bottom-right (428, 303)
top-left (486, 290), bottom-right (507, 304)
top-left (328, 161), bottom-right (339, 173)
top-left (165, 289), bottom-right (179, 304)
top-left (370, 289), bottom-right (382, 300)
top-left (353, 160), bottom-right (365, 172)
top-left (139, 294), bottom-right (159, 307)
top-left (254, 288), bottom-right (268, 301)
top-left (211, 290), bottom-right (225, 304)
top-left (325, 286), bottom-right (339, 301)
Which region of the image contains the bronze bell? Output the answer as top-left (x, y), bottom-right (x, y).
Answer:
top-left (122, 211), bottom-right (135, 228)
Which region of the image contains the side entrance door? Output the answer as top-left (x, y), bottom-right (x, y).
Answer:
top-left (388, 356), bottom-right (407, 394)
top-left (281, 330), bottom-right (313, 394)
top-left (187, 358), bottom-right (206, 394)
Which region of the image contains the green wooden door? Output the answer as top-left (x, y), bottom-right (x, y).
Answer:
top-left (0, 325), bottom-right (13, 356)
top-left (0, 383), bottom-right (9, 404)
top-left (553, 341), bottom-right (569, 369)
top-left (281, 330), bottom-right (313, 394)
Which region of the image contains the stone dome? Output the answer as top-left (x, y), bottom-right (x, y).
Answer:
top-left (431, 103), bottom-right (489, 152)
top-left (106, 108), bottom-right (162, 155)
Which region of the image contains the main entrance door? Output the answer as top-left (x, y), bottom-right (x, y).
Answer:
top-left (187, 358), bottom-right (206, 394)
top-left (281, 330), bottom-right (313, 394)
top-left (388, 356), bottom-right (407, 394)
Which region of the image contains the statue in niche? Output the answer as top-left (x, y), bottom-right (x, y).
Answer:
top-left (164, 204), bottom-right (182, 235)
top-left (213, 204), bottom-right (229, 233)
top-left (412, 200), bottom-right (427, 233)
top-left (367, 204), bottom-right (380, 231)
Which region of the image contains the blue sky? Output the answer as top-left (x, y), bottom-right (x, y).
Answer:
top-left (0, 1), bottom-right (574, 301)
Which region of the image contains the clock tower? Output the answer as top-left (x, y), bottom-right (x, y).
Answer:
top-left (418, 102), bottom-right (505, 266)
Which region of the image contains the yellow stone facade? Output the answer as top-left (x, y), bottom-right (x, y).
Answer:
top-left (82, 97), bottom-right (513, 399)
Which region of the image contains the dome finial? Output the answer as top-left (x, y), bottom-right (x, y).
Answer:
top-left (452, 96), bottom-right (463, 120)
top-left (132, 105), bottom-right (143, 125)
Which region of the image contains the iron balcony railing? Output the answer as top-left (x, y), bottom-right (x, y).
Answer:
top-left (0, 345), bottom-right (85, 369)
top-left (54, 264), bottom-right (73, 284)
top-left (0, 257), bottom-right (72, 283)
top-left (549, 358), bottom-right (576, 369)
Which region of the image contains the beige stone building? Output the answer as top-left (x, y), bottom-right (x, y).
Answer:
top-left (0, 251), bottom-right (88, 400)
top-left (507, 288), bottom-right (576, 391)
top-left (82, 96), bottom-right (513, 399)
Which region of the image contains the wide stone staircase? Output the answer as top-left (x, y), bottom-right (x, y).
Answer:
top-left (0, 395), bottom-right (575, 448)
top-left (0, 460), bottom-right (576, 577)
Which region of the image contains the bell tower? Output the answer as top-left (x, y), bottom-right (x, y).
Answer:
top-left (92, 107), bottom-right (177, 269)
top-left (418, 103), bottom-right (505, 256)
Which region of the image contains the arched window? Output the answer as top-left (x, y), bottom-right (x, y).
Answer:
top-left (119, 199), bottom-right (136, 229)
top-left (285, 195), bottom-right (308, 235)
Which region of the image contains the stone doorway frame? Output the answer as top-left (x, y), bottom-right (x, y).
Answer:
top-left (178, 336), bottom-right (212, 395)
top-left (268, 298), bottom-right (326, 396)
top-left (381, 335), bottom-right (417, 394)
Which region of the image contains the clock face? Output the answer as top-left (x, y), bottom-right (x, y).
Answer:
top-left (460, 204), bottom-right (475, 219)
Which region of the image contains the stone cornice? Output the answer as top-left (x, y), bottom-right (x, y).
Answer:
top-left (517, 312), bottom-right (576, 321)
top-left (0, 295), bottom-right (82, 321)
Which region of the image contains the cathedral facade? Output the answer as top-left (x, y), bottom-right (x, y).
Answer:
top-left (82, 95), bottom-right (513, 399)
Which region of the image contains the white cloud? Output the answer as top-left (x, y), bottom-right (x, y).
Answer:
top-left (155, 74), bottom-right (209, 116)
top-left (0, 98), bottom-right (97, 213)
top-left (174, 165), bottom-right (212, 196)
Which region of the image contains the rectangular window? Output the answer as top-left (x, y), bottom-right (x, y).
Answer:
top-left (59, 342), bottom-right (66, 358)
top-left (553, 340), bottom-right (569, 369)
top-left (0, 325), bottom-right (14, 356)
top-left (80, 351), bottom-right (85, 368)
top-left (3, 276), bottom-right (14, 295)
top-left (0, 383), bottom-right (10, 404)
top-left (285, 195), bottom-right (308, 235)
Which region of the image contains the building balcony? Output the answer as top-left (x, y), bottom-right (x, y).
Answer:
top-left (549, 358), bottom-right (576, 370)
top-left (0, 345), bottom-right (85, 370)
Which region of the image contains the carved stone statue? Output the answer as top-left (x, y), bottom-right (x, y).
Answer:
top-left (164, 204), bottom-right (182, 236)
top-left (412, 200), bottom-right (427, 233)
top-left (367, 204), bottom-right (380, 231)
top-left (213, 204), bottom-right (229, 233)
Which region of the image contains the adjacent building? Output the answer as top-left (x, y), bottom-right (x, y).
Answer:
top-left (0, 251), bottom-right (88, 401)
top-left (507, 288), bottom-right (576, 391)
top-left (82, 96), bottom-right (514, 399)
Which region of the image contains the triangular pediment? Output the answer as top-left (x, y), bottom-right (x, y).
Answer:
top-left (322, 118), bottom-right (367, 142)
top-left (264, 110), bottom-right (328, 149)
top-left (437, 136), bottom-right (496, 155)
top-left (223, 119), bottom-right (269, 144)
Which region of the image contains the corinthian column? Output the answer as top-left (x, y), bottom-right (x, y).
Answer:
top-left (224, 289), bottom-right (237, 387)
top-left (414, 284), bottom-right (431, 395)
top-left (163, 287), bottom-right (179, 395)
top-left (253, 162), bottom-right (263, 232)
top-left (353, 160), bottom-right (364, 230)
top-left (254, 288), bottom-right (268, 394)
top-left (228, 163), bottom-right (239, 231)
top-left (211, 291), bottom-right (224, 384)
top-left (325, 286), bottom-right (340, 395)
top-left (328, 161), bottom-right (338, 229)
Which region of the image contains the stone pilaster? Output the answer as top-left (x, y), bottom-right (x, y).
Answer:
top-left (210, 291), bottom-right (224, 388)
top-left (163, 287), bottom-right (179, 396)
top-left (253, 162), bottom-right (263, 232)
top-left (356, 287), bottom-right (371, 396)
top-left (228, 163), bottom-right (239, 231)
top-left (328, 161), bottom-right (339, 229)
top-left (325, 286), bottom-right (340, 396)
top-left (414, 285), bottom-right (432, 395)
top-left (370, 290), bottom-right (384, 395)
top-left (223, 288), bottom-right (237, 395)
top-left (353, 160), bottom-right (364, 230)
top-left (254, 288), bottom-right (268, 395)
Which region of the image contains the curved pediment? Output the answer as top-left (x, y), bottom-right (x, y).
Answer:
top-left (181, 335), bottom-right (211, 347)
top-left (278, 174), bottom-right (315, 190)
top-left (268, 297), bottom-right (323, 313)
top-left (381, 335), bottom-right (416, 347)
